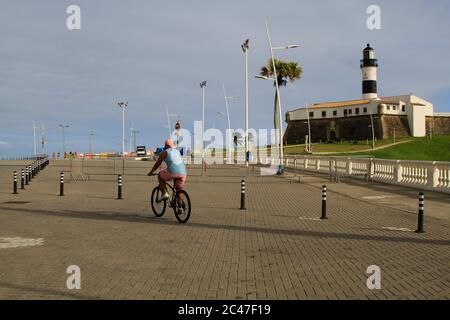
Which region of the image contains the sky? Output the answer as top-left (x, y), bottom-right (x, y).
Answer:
top-left (1, 0), bottom-right (450, 157)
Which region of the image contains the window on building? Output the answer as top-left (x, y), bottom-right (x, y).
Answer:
top-left (322, 111), bottom-right (326, 118)
top-left (333, 110), bottom-right (337, 116)
top-left (355, 108), bottom-right (360, 115)
top-left (387, 105), bottom-right (390, 110)
top-left (402, 105), bottom-right (405, 112)
top-left (363, 107), bottom-right (368, 113)
top-left (349, 109), bottom-right (353, 115)
top-left (344, 109), bottom-right (348, 116)
top-left (309, 111), bottom-right (314, 118)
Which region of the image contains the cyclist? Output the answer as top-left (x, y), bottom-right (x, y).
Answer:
top-left (148, 139), bottom-right (186, 200)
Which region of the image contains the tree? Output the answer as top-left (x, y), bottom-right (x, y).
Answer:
top-left (259, 59), bottom-right (302, 134)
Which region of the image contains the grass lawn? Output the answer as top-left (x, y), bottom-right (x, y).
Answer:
top-left (208, 136), bottom-right (450, 162)
top-left (344, 136), bottom-right (450, 161)
top-left (283, 137), bottom-right (412, 154)
top-left (283, 136), bottom-right (450, 162)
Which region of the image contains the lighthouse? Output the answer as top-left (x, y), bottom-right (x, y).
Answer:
top-left (360, 43), bottom-right (378, 99)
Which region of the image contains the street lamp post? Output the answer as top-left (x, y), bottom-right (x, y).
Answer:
top-left (200, 81), bottom-right (207, 163)
top-left (264, 19), bottom-right (299, 169)
top-left (241, 39), bottom-right (250, 167)
top-left (59, 124), bottom-right (69, 158)
top-left (222, 83), bottom-right (239, 162)
top-left (117, 101), bottom-right (128, 156)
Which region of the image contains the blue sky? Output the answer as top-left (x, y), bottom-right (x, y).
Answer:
top-left (1, 0), bottom-right (449, 156)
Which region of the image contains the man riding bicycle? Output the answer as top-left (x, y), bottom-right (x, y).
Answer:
top-left (147, 139), bottom-right (186, 200)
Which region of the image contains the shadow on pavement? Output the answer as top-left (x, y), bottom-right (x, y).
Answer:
top-left (0, 205), bottom-right (449, 247)
top-left (0, 281), bottom-right (101, 300)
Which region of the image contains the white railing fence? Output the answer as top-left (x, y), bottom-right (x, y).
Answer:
top-left (282, 155), bottom-right (450, 194)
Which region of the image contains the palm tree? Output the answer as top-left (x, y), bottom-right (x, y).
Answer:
top-left (260, 59), bottom-right (302, 134)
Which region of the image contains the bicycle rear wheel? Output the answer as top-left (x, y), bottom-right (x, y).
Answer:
top-left (151, 186), bottom-right (166, 217)
top-left (173, 190), bottom-right (191, 223)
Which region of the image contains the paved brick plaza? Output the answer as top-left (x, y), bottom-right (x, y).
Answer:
top-left (0, 160), bottom-right (449, 299)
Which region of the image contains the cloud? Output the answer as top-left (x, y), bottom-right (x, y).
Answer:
top-left (0, 0), bottom-right (449, 156)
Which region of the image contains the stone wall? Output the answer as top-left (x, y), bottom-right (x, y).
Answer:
top-left (426, 116), bottom-right (450, 135)
top-left (284, 115), bottom-right (384, 144)
top-left (380, 115), bottom-right (411, 139)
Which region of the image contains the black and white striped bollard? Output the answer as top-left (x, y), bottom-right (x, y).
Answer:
top-left (13, 171), bottom-right (18, 194)
top-left (59, 172), bottom-right (64, 196)
top-left (416, 192), bottom-right (425, 233)
top-left (28, 166), bottom-right (32, 182)
top-left (117, 174), bottom-right (123, 200)
top-left (25, 167), bottom-right (29, 185)
top-left (240, 178), bottom-right (246, 210)
top-left (321, 185), bottom-right (327, 220)
top-left (21, 169), bottom-right (25, 190)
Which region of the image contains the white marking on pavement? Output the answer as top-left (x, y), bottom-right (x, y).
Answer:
top-left (362, 195), bottom-right (393, 200)
top-left (0, 237), bottom-right (45, 249)
top-left (381, 227), bottom-right (413, 232)
top-left (260, 166), bottom-right (278, 176)
top-left (298, 217), bottom-right (321, 221)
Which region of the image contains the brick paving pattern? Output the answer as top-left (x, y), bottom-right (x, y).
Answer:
top-left (0, 160), bottom-right (449, 299)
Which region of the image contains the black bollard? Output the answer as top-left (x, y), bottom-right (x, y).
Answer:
top-left (415, 192), bottom-right (425, 233)
top-left (13, 171), bottom-right (18, 194)
top-left (59, 172), bottom-right (64, 196)
top-left (240, 178), bottom-right (246, 210)
top-left (117, 174), bottom-right (123, 200)
top-left (28, 166), bottom-right (32, 182)
top-left (21, 169), bottom-right (25, 190)
top-left (321, 185), bottom-right (327, 219)
top-left (25, 167), bottom-right (29, 185)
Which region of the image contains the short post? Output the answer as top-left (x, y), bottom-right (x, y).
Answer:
top-left (28, 166), bottom-right (32, 182)
top-left (321, 185), bottom-right (327, 219)
top-left (21, 169), bottom-right (25, 189)
top-left (240, 178), bottom-right (246, 210)
top-left (416, 192), bottom-right (425, 233)
top-left (13, 171), bottom-right (18, 194)
top-left (117, 174), bottom-right (123, 200)
top-left (59, 172), bottom-right (64, 196)
top-left (25, 167), bottom-right (29, 185)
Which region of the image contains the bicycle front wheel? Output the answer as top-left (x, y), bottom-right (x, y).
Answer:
top-left (151, 186), bottom-right (166, 217)
top-left (173, 190), bottom-right (191, 223)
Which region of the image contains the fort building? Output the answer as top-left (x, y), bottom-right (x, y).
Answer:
top-left (284, 44), bottom-right (450, 144)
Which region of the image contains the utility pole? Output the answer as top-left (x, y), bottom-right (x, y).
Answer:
top-left (393, 127), bottom-right (396, 144)
top-left (33, 121), bottom-right (38, 156)
top-left (200, 81), bottom-right (207, 162)
top-left (369, 111), bottom-right (375, 150)
top-left (117, 101), bottom-right (128, 156)
top-left (305, 102), bottom-right (312, 152)
top-left (59, 124), bottom-right (70, 157)
top-left (89, 132), bottom-right (93, 154)
top-left (132, 129), bottom-right (139, 151)
top-left (241, 39), bottom-right (250, 167)
top-left (41, 124), bottom-right (45, 155)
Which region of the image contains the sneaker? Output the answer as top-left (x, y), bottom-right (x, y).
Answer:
top-left (161, 192), bottom-right (170, 200)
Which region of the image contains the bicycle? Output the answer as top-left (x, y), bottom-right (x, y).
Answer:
top-left (149, 173), bottom-right (191, 223)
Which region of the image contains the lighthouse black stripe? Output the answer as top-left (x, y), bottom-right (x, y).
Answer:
top-left (362, 80), bottom-right (377, 94)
